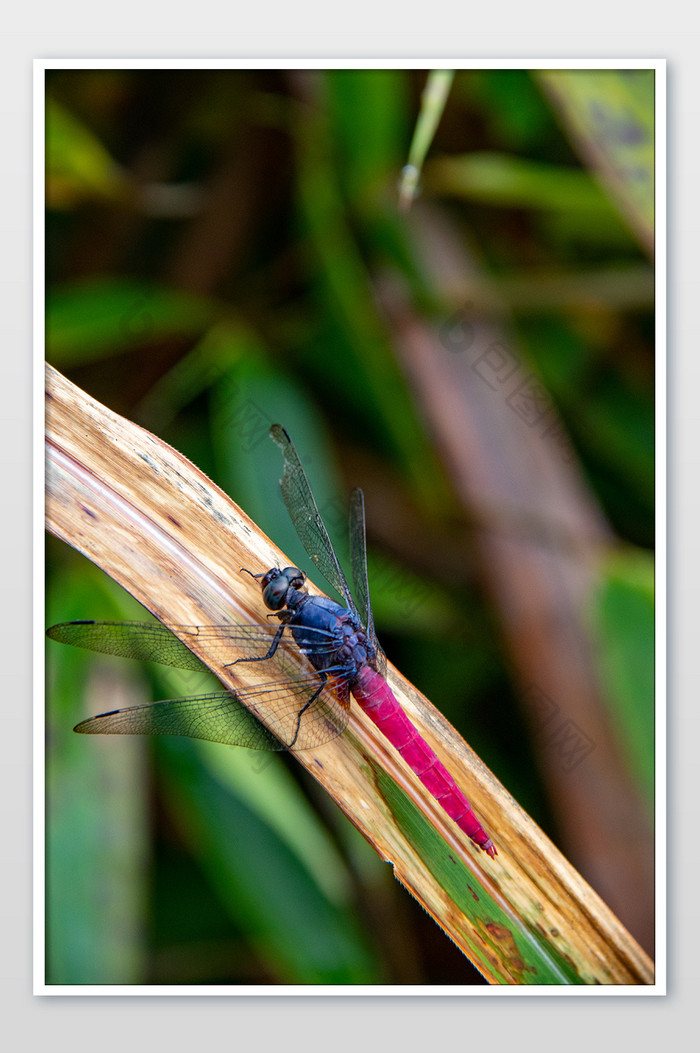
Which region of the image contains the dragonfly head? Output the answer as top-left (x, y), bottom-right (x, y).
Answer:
top-left (241, 566), bottom-right (306, 611)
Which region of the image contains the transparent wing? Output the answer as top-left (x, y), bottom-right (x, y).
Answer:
top-left (48, 620), bottom-right (350, 750)
top-left (46, 619), bottom-right (341, 669)
top-left (74, 672), bottom-right (349, 751)
top-left (348, 489), bottom-right (374, 643)
top-left (74, 692), bottom-right (286, 749)
top-left (270, 424), bottom-right (358, 616)
top-left (348, 488), bottom-right (386, 674)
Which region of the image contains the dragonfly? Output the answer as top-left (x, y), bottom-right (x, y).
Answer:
top-left (47, 424), bottom-right (496, 857)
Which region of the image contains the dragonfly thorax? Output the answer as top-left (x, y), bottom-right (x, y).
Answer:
top-left (254, 565), bottom-right (376, 682)
top-left (287, 594), bottom-right (375, 684)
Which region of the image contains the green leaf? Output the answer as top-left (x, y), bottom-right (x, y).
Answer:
top-left (46, 97), bottom-right (129, 207)
top-left (462, 70), bottom-right (553, 148)
top-left (46, 277), bottom-right (222, 366)
top-left (376, 767), bottom-right (585, 984)
top-left (590, 549), bottom-right (655, 808)
top-left (399, 70), bottom-right (454, 209)
top-left (536, 69), bottom-right (655, 252)
top-left (198, 740), bottom-right (357, 906)
top-left (295, 105), bottom-right (443, 506)
top-left (155, 737), bottom-right (381, 983)
top-left (427, 151), bottom-right (622, 214)
top-left (46, 562), bottom-right (151, 984)
top-left (325, 69), bottom-right (409, 199)
top-left (133, 320), bottom-right (252, 431)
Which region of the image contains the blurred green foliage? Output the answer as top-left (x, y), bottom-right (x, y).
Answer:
top-left (591, 549), bottom-right (655, 811)
top-left (45, 67), bottom-right (655, 985)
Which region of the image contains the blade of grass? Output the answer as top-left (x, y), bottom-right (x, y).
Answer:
top-left (44, 362), bottom-right (654, 984)
top-left (399, 70), bottom-right (455, 211)
top-left (535, 69), bottom-right (655, 255)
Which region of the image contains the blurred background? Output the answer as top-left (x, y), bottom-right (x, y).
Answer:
top-left (44, 67), bottom-right (656, 985)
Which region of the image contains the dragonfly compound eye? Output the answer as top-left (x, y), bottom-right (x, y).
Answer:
top-left (257, 568), bottom-right (289, 610)
top-left (281, 567), bottom-right (306, 589)
top-left (260, 578), bottom-right (285, 610)
top-left (261, 566), bottom-right (306, 609)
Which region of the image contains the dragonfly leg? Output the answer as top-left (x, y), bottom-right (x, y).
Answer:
top-left (224, 624), bottom-right (287, 668)
top-left (287, 672), bottom-right (328, 748)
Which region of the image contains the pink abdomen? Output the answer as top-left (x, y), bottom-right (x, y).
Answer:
top-left (352, 666), bottom-right (496, 857)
